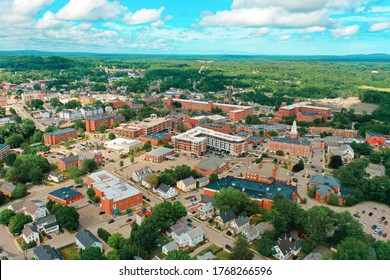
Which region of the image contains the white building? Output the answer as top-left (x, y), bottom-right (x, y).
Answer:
top-left (132, 166), bottom-right (153, 183)
top-left (154, 183), bottom-right (177, 199)
top-left (9, 200), bottom-right (48, 221)
top-left (242, 222), bottom-right (273, 243)
top-left (175, 227), bottom-right (204, 247)
top-left (177, 177), bottom-right (196, 192)
top-left (273, 234), bottom-right (303, 260)
top-left (104, 138), bottom-right (143, 153)
top-left (59, 109), bottom-right (82, 121)
top-left (21, 224), bottom-right (40, 245)
top-left (162, 240), bottom-right (179, 255)
top-left (48, 171), bottom-right (64, 183)
top-left (75, 229), bottom-right (103, 251)
top-left (365, 163), bottom-right (386, 178)
top-left (80, 106), bottom-right (104, 118)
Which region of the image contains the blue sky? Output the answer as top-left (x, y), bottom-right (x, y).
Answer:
top-left (0, 0), bottom-right (389, 55)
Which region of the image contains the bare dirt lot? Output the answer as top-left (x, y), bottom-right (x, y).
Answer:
top-left (316, 97), bottom-right (378, 114)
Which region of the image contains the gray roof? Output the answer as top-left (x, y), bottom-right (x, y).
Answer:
top-left (309, 175), bottom-right (341, 188)
top-left (0, 181), bottom-right (16, 193)
top-left (219, 209), bottom-right (236, 223)
top-left (146, 147), bottom-right (174, 157)
top-left (163, 240), bottom-right (179, 252)
top-left (304, 245), bottom-right (332, 260)
top-left (276, 236), bottom-right (303, 256)
top-left (156, 183), bottom-right (172, 194)
top-left (195, 157), bottom-right (226, 172)
top-left (22, 224), bottom-right (38, 236)
top-left (33, 245), bottom-right (63, 260)
top-left (49, 171), bottom-right (61, 177)
top-left (34, 214), bottom-right (57, 227)
top-left (201, 195), bottom-right (213, 204)
top-left (171, 219), bottom-right (189, 236)
top-left (234, 216), bottom-right (249, 228)
top-left (60, 155), bottom-right (79, 164)
top-left (75, 229), bottom-right (101, 248)
top-left (187, 227), bottom-right (204, 240)
top-left (180, 177), bottom-right (196, 187)
top-left (197, 176), bottom-right (209, 184)
top-left (197, 251), bottom-right (216, 260)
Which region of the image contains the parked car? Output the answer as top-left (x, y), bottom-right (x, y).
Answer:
top-left (146, 198), bottom-right (151, 202)
top-left (369, 212), bottom-right (373, 216)
top-left (208, 219), bottom-right (214, 224)
top-left (142, 195), bottom-right (147, 199)
top-left (108, 219), bottom-right (115, 224)
top-left (187, 218), bottom-right (192, 223)
top-left (372, 225), bottom-right (377, 230)
top-left (126, 218), bottom-right (133, 223)
top-left (225, 244), bottom-right (233, 251)
top-left (99, 211), bottom-right (105, 215)
top-left (378, 231), bottom-right (383, 236)
top-left (362, 222), bottom-right (367, 227)
top-left (47, 235), bottom-right (52, 240)
top-left (362, 210), bottom-right (366, 214)
top-left (381, 216), bottom-right (386, 220)
top-left (382, 233), bottom-right (388, 238)
top-left (88, 200), bottom-right (93, 204)
top-left (384, 221), bottom-right (388, 225)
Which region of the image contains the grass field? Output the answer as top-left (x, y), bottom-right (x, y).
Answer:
top-left (358, 85), bottom-right (390, 92)
top-left (60, 245), bottom-right (80, 260)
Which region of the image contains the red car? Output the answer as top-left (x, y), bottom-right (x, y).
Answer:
top-left (126, 218), bottom-right (133, 223)
top-left (382, 233), bottom-right (387, 238)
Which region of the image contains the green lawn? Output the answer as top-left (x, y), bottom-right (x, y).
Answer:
top-left (195, 244), bottom-right (222, 258)
top-left (60, 245), bottom-right (80, 260)
top-left (215, 250), bottom-right (231, 260)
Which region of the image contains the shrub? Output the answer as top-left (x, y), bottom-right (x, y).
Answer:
top-left (97, 228), bottom-right (111, 243)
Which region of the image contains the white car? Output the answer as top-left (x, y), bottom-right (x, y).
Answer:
top-left (362, 222), bottom-right (367, 227)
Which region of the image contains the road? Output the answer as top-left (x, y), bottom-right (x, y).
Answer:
top-left (10, 103), bottom-right (47, 131)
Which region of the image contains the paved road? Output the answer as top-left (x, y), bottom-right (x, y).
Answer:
top-left (0, 225), bottom-right (25, 260)
top-left (11, 103), bottom-right (47, 131)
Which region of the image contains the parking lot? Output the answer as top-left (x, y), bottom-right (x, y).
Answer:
top-left (78, 204), bottom-right (111, 229)
top-left (348, 201), bottom-right (389, 240)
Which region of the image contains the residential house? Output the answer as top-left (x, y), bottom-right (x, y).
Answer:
top-left (33, 214), bottom-right (59, 234)
top-left (141, 177), bottom-right (154, 189)
top-left (304, 245), bottom-right (332, 260)
top-left (199, 202), bottom-right (214, 220)
top-left (273, 234), bottom-right (303, 260)
top-left (215, 209), bottom-right (236, 229)
top-left (176, 227), bottom-right (205, 248)
top-left (365, 163), bottom-right (386, 178)
top-left (177, 177), bottom-right (197, 192)
top-left (33, 245), bottom-right (63, 260)
top-left (162, 240), bottom-right (179, 255)
top-left (328, 144), bottom-right (354, 164)
top-left (229, 216), bottom-right (250, 235)
top-left (135, 211), bottom-right (145, 226)
top-left (132, 166), bottom-right (153, 183)
top-left (75, 229), bottom-right (103, 251)
top-left (197, 176), bottom-right (209, 187)
top-left (48, 171), bottom-right (64, 183)
top-left (0, 181), bottom-right (16, 197)
top-left (242, 222), bottom-right (273, 243)
top-left (197, 252), bottom-right (216, 260)
top-left (21, 224), bottom-right (40, 245)
top-left (154, 183), bottom-right (178, 199)
top-left (170, 218), bottom-right (189, 240)
top-left (9, 200), bottom-right (48, 221)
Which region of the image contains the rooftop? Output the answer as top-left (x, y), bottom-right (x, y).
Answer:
top-left (173, 127), bottom-right (245, 143)
top-left (270, 137), bottom-right (311, 146)
top-left (146, 147), bottom-right (174, 157)
top-left (88, 170), bottom-right (140, 202)
top-left (142, 133), bottom-right (170, 140)
top-left (75, 229), bottom-right (101, 247)
top-left (195, 157), bottom-right (227, 172)
top-left (33, 245), bottom-right (62, 260)
top-left (48, 187), bottom-right (82, 201)
top-left (45, 128), bottom-right (76, 136)
top-left (206, 176), bottom-right (296, 201)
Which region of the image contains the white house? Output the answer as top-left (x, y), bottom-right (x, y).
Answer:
top-left (59, 109), bottom-right (82, 121)
top-left (33, 214), bottom-right (59, 234)
top-left (273, 234), bottom-right (303, 260)
top-left (132, 166), bottom-right (153, 183)
top-left (177, 177), bottom-right (196, 192)
top-left (229, 216), bottom-right (249, 235)
top-left (162, 240), bottom-right (179, 255)
top-left (48, 171), bottom-right (64, 183)
top-left (328, 144), bottom-right (354, 164)
top-left (242, 222), bottom-right (273, 242)
top-left (21, 224), bottom-right (40, 245)
top-left (197, 176), bottom-right (209, 187)
top-left (199, 202), bottom-right (214, 220)
top-left (9, 200), bottom-right (48, 221)
top-left (75, 229), bottom-right (103, 251)
top-left (175, 227), bottom-right (204, 248)
top-left (80, 106), bottom-right (103, 118)
top-left (154, 183), bottom-right (177, 199)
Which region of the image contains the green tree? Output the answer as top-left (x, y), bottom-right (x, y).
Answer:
top-left (229, 235), bottom-right (254, 260)
top-left (0, 192), bottom-right (6, 205)
top-left (0, 209), bottom-right (16, 225)
top-left (157, 173), bottom-right (176, 186)
top-left (11, 183), bottom-right (27, 199)
top-left (9, 213), bottom-right (32, 235)
top-left (80, 159), bottom-right (99, 174)
top-left (172, 201), bottom-right (188, 221)
top-left (50, 97), bottom-right (61, 107)
top-left (97, 228), bottom-right (111, 243)
top-left (108, 132), bottom-right (116, 140)
top-left (106, 250), bottom-right (120, 260)
top-left (371, 241), bottom-right (390, 260)
top-left (369, 152), bottom-right (382, 164)
top-left (119, 160), bottom-right (124, 168)
top-left (257, 230), bottom-right (276, 257)
top-left (333, 237), bottom-right (370, 260)
top-left (305, 206), bottom-right (336, 248)
top-left (330, 212), bottom-right (367, 245)
top-left (327, 193), bottom-right (340, 206)
top-left (214, 187), bottom-right (259, 216)
top-left (130, 155), bottom-right (134, 163)
top-left (74, 177), bottom-right (83, 185)
top-left (209, 173), bottom-right (218, 183)
top-left (165, 250), bottom-right (191, 260)
top-left (31, 131), bottom-right (43, 143)
top-left (307, 187), bottom-right (316, 198)
top-left (108, 233), bottom-right (126, 250)
top-left (292, 159), bottom-right (304, 173)
top-left (329, 155), bottom-right (343, 169)
top-left (86, 188), bottom-right (95, 198)
top-left (56, 206), bottom-right (80, 231)
top-left (5, 134), bottom-right (24, 148)
top-left (276, 150), bottom-right (285, 156)
top-left (98, 124), bottom-right (106, 133)
top-left (268, 130), bottom-right (278, 137)
top-left (143, 141), bottom-right (152, 152)
top-left (80, 247), bottom-right (105, 260)
top-left (4, 152), bottom-right (17, 166)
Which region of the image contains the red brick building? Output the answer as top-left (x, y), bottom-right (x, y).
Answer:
top-left (268, 137), bottom-right (311, 157)
top-left (203, 123), bottom-right (231, 134)
top-left (308, 127), bottom-right (359, 138)
top-left (85, 115), bottom-right (125, 132)
top-left (139, 133), bottom-right (172, 146)
top-left (48, 187), bottom-right (83, 205)
top-left (194, 157), bottom-right (230, 177)
top-left (276, 100), bottom-right (332, 122)
top-left (57, 152), bottom-right (103, 171)
top-left (366, 132), bottom-right (387, 146)
top-left (144, 147), bottom-right (175, 163)
top-left (87, 171), bottom-right (143, 215)
top-left (44, 128), bottom-right (78, 146)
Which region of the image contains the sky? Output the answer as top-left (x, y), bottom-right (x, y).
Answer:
top-left (0, 0), bottom-right (389, 55)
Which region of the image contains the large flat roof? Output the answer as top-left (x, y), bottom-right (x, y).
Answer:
top-left (205, 176), bottom-right (296, 201)
top-left (45, 128), bottom-right (76, 136)
top-left (173, 127), bottom-right (245, 143)
top-left (281, 102), bottom-right (332, 111)
top-left (89, 170), bottom-right (140, 202)
top-left (48, 187), bottom-right (81, 200)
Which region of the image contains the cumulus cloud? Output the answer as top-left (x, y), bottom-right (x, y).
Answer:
top-left (0, 0), bottom-right (54, 25)
top-left (231, 0), bottom-right (326, 12)
top-left (36, 11), bottom-right (64, 28)
top-left (298, 26), bottom-right (326, 33)
top-left (123, 7), bottom-right (165, 25)
top-left (249, 27), bottom-right (270, 36)
top-left (331, 25), bottom-right (360, 38)
top-left (369, 22), bottom-right (390, 32)
top-left (276, 34), bottom-right (291, 41)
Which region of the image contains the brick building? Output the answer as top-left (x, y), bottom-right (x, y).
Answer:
top-left (48, 187), bottom-right (83, 205)
top-left (85, 115), bottom-right (125, 132)
top-left (144, 147), bottom-right (175, 163)
top-left (308, 175), bottom-right (348, 205)
top-left (139, 133), bottom-right (172, 146)
top-left (246, 162), bottom-right (290, 184)
top-left (194, 157), bottom-right (230, 177)
top-left (276, 101), bottom-right (332, 122)
top-left (203, 123), bottom-right (231, 134)
top-left (113, 114), bottom-right (172, 139)
top-left (87, 171), bottom-right (142, 215)
top-left (163, 97), bottom-right (254, 121)
top-left (268, 137), bottom-right (311, 157)
top-left (57, 150), bottom-right (103, 171)
top-left (308, 127), bottom-right (359, 138)
top-left (172, 127), bottom-right (248, 156)
top-left (365, 132), bottom-right (387, 146)
top-left (44, 128), bottom-right (78, 146)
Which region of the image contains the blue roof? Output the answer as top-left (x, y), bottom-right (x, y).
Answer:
top-left (49, 187), bottom-right (81, 201)
top-left (206, 176), bottom-right (296, 201)
top-left (88, 115), bottom-right (110, 121)
top-left (248, 136), bottom-right (264, 141)
top-left (45, 128), bottom-right (76, 136)
top-left (131, 100), bottom-right (143, 105)
top-left (142, 133), bottom-right (169, 140)
top-left (366, 132), bottom-right (385, 137)
top-left (0, 144), bottom-right (9, 150)
top-left (270, 137), bottom-right (310, 146)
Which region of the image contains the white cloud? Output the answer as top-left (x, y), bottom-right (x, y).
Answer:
top-left (13, 0), bottom-right (54, 15)
top-left (276, 34), bottom-right (291, 41)
top-left (0, 0), bottom-right (54, 25)
top-left (36, 11), bottom-right (64, 28)
top-left (200, 7), bottom-right (329, 28)
top-left (123, 7), bottom-right (165, 25)
top-left (298, 26), bottom-right (326, 33)
top-left (298, 35), bottom-right (314, 42)
top-left (249, 27), bottom-right (270, 36)
top-left (331, 25), bottom-right (360, 38)
top-left (369, 22), bottom-right (390, 32)
top-left (231, 0), bottom-right (326, 12)
top-left (151, 20), bottom-right (165, 27)
top-left (56, 0), bottom-right (126, 21)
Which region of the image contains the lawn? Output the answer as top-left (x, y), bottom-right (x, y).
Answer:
top-left (195, 244), bottom-right (222, 258)
top-left (215, 250), bottom-right (230, 260)
top-left (59, 245), bottom-right (80, 260)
